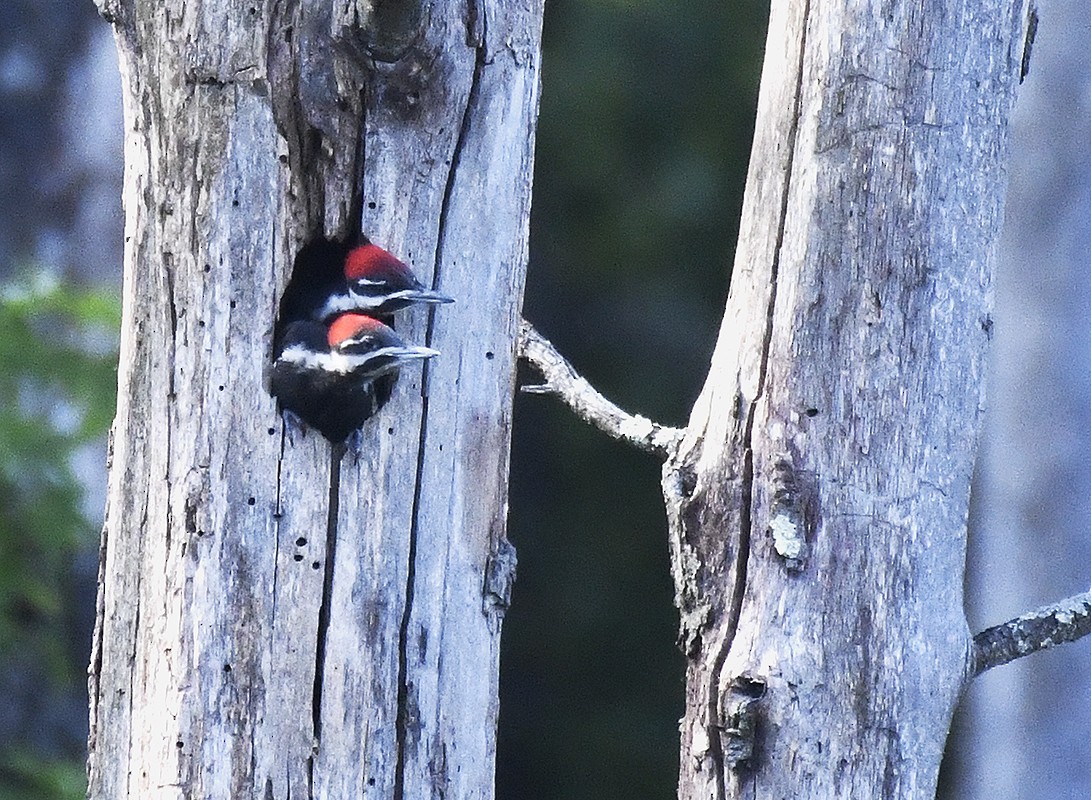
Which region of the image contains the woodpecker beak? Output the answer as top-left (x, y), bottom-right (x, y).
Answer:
top-left (399, 287), bottom-right (455, 305)
top-left (374, 344), bottom-right (441, 372)
top-left (387, 344), bottom-right (441, 361)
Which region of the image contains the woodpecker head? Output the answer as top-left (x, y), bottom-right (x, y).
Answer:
top-left (343, 238), bottom-right (454, 312)
top-left (327, 312), bottom-right (440, 379)
top-left (276, 236), bottom-right (454, 331)
top-left (270, 314), bottom-right (439, 444)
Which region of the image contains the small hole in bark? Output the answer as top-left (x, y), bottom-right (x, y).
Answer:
top-left (367, 201), bottom-right (376, 209)
top-left (229, 300), bottom-right (236, 309)
top-left (223, 663), bottom-right (232, 673)
top-left (293, 554), bottom-right (303, 562)
top-left (311, 561), bottom-right (320, 570)
top-left (485, 351), bottom-right (494, 360)
top-left (388, 427), bottom-right (394, 435)
top-left (176, 741), bottom-right (184, 749)
top-left (247, 497), bottom-right (256, 506)
top-left (232, 199), bottom-right (239, 207)
top-left (296, 537), bottom-right (307, 546)
top-left (203, 264), bottom-right (211, 273)
top-left (805, 408), bottom-right (819, 417)
top-left (267, 427), bottom-right (275, 435)
top-left (218, 385), bottom-right (224, 391)
top-left (677, 465), bottom-right (698, 497)
top-left (278, 154), bottom-right (288, 164)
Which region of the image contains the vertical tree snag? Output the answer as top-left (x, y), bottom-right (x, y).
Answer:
top-left (659, 1), bottom-right (1037, 797)
top-left (88, 2), bottom-right (543, 798)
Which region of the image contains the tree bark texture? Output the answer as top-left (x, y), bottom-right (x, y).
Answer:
top-left (663, 1), bottom-right (1035, 797)
top-left (87, 2), bottom-right (542, 798)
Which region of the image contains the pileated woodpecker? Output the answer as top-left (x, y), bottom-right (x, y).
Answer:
top-left (343, 239), bottom-right (454, 312)
top-left (270, 312), bottom-right (438, 444)
top-left (277, 236), bottom-right (453, 330)
top-left (271, 234), bottom-right (452, 442)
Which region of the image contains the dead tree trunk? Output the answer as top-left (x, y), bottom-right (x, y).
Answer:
top-left (87, 2), bottom-right (543, 798)
top-left (662, 1), bottom-right (1036, 797)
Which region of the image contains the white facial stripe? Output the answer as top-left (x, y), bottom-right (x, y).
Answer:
top-left (318, 292), bottom-right (363, 317)
top-left (343, 291), bottom-right (389, 309)
top-left (350, 287), bottom-right (418, 300)
top-left (278, 344), bottom-right (438, 375)
top-left (278, 346), bottom-right (369, 374)
top-left (347, 287), bottom-right (451, 306)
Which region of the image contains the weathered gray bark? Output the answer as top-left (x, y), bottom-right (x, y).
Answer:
top-left (660, 1), bottom-right (1037, 797)
top-left (87, 2), bottom-right (542, 798)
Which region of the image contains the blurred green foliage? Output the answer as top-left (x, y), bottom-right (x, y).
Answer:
top-left (0, 272), bottom-right (119, 800)
top-left (500, 1), bottom-right (767, 798)
top-left (0, 752), bottom-right (86, 800)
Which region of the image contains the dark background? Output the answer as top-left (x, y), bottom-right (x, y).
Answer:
top-left (499, 3), bottom-right (764, 797)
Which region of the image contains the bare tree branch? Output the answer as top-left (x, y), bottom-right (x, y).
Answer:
top-left (972, 589), bottom-right (1091, 677)
top-left (517, 320), bottom-right (683, 459)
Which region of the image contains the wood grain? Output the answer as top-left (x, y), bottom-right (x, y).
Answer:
top-left (88, 2), bottom-right (543, 798)
top-left (663, 1), bottom-right (1036, 797)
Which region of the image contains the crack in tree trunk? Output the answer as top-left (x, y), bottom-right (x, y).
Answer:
top-left (312, 444), bottom-right (343, 739)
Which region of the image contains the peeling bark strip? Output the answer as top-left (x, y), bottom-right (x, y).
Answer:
top-left (88, 2), bottom-right (544, 799)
